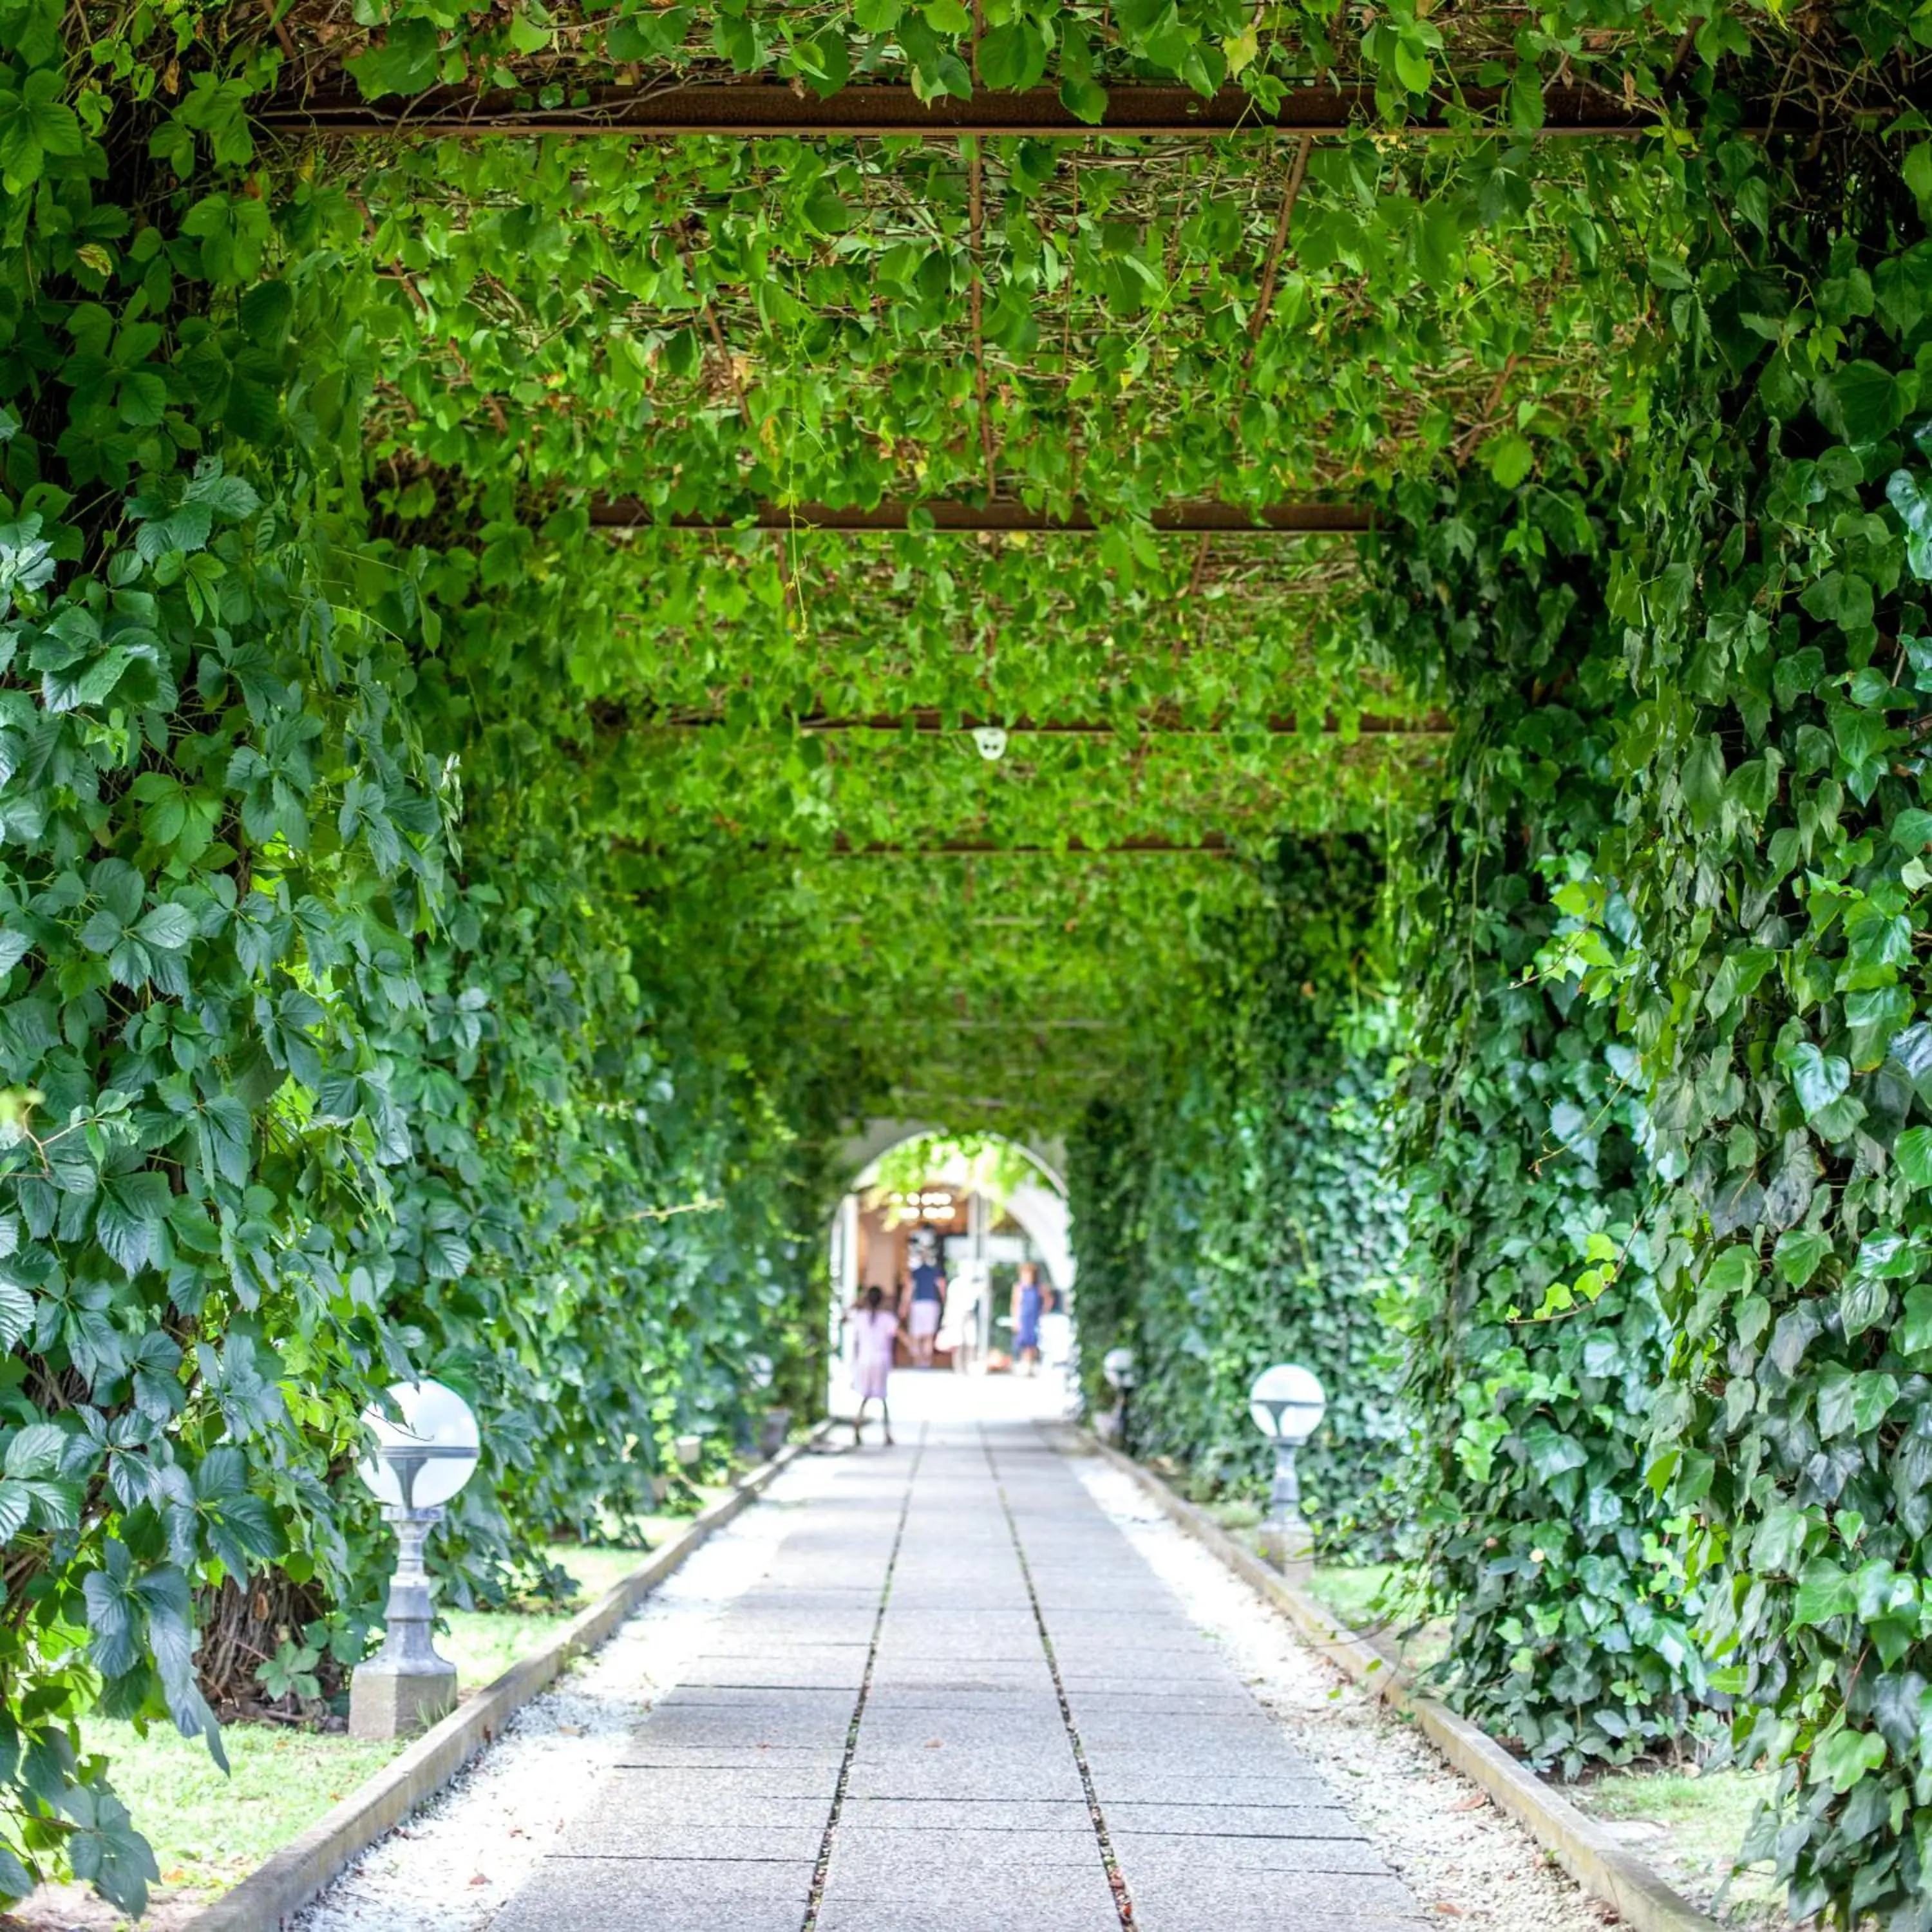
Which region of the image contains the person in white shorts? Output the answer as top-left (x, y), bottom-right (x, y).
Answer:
top-left (901, 1242), bottom-right (947, 1368)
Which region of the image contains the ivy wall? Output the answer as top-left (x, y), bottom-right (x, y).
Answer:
top-left (14, 0), bottom-right (1932, 1923)
top-left (1363, 468), bottom-right (1708, 1776)
top-left (1585, 142), bottom-right (1932, 1926)
top-left (1067, 838), bottom-right (1409, 1556)
top-left (0, 9), bottom-right (846, 1902)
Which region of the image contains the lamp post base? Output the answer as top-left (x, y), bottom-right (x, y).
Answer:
top-left (349, 1656), bottom-right (458, 1740)
top-left (351, 1504), bottom-right (459, 1739)
top-left (1257, 1510), bottom-right (1314, 1571)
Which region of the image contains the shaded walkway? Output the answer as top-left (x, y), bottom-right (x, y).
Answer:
top-left (491, 1387), bottom-right (1424, 1932)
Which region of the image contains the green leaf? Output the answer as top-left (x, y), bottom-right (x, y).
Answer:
top-left (424, 1229), bottom-right (472, 1281)
top-left (1705, 1244), bottom-right (1757, 1297)
top-left (345, 21), bottom-right (442, 99)
top-left (1479, 431), bottom-right (1535, 489)
top-left (1785, 1043), bottom-right (1852, 1122)
top-left (0, 70), bottom-right (84, 190)
top-left (95, 1171), bottom-right (172, 1278)
top-left (0, 1280), bottom-right (32, 1354)
top-left (1899, 1126), bottom-right (1932, 1188)
top-left (1815, 1726), bottom-right (1886, 1795)
top-left (1822, 361), bottom-right (1916, 442)
top-left (133, 904), bottom-right (194, 951)
top-left (1059, 75), bottom-right (1108, 124)
top-left (1818, 1363), bottom-right (1899, 1436)
top-left (977, 22), bottom-right (1049, 91)
top-left (1791, 1560), bottom-right (1856, 1627)
top-left (5, 1423), bottom-right (64, 1481)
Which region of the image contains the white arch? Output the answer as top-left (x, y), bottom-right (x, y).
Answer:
top-left (836, 1117), bottom-right (1069, 1200)
top-left (832, 1120), bottom-right (1076, 1294)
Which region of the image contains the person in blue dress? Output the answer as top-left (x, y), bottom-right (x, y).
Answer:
top-left (1010, 1262), bottom-right (1052, 1376)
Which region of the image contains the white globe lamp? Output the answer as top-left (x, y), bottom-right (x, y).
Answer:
top-left (1249, 1363), bottom-right (1327, 1567)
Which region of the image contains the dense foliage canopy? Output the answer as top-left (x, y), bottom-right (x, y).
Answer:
top-left (8, 0), bottom-right (1932, 1921)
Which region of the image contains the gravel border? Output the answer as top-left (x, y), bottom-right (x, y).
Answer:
top-left (289, 1450), bottom-right (839, 1932)
top-left (1071, 1454), bottom-right (1621, 1932)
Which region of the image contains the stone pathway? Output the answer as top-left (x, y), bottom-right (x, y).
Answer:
top-left (489, 1414), bottom-right (1426, 1932)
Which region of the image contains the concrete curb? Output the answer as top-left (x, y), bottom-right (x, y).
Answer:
top-left (1073, 1432), bottom-right (1720, 1932)
top-left (186, 1425), bottom-right (831, 1932)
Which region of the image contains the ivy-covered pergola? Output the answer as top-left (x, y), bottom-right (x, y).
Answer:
top-left (5, 0), bottom-right (1932, 1923)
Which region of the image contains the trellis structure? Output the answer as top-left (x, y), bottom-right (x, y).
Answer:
top-left (8, 3), bottom-right (1932, 1926)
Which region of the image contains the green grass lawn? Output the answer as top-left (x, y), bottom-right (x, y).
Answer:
top-left (77, 1719), bottom-right (398, 1899)
top-left (1574, 1766), bottom-right (1785, 1926)
top-left (16, 1526), bottom-right (722, 1927)
top-left (1307, 1561), bottom-right (1401, 1627)
top-left (1298, 1569), bottom-right (1786, 1925)
top-left (438, 1539), bottom-right (672, 1687)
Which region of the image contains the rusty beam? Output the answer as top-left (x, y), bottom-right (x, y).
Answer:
top-left (820, 835), bottom-right (1236, 856)
top-left (258, 79), bottom-right (1720, 140)
top-left (625, 833), bottom-right (1245, 860)
top-left (647, 708), bottom-right (1446, 736)
top-left (593, 498), bottom-right (1371, 534)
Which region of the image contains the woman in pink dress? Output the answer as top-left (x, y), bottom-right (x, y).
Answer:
top-left (849, 1284), bottom-right (901, 1447)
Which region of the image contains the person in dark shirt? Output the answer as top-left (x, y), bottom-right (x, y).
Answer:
top-left (902, 1238), bottom-right (947, 1369)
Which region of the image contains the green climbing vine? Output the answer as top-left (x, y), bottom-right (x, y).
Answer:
top-left (1068, 837), bottom-right (1410, 1555)
top-left (8, 0), bottom-right (1932, 1919)
top-left (1558, 121), bottom-right (1932, 1927)
top-left (1363, 464), bottom-right (1709, 1774)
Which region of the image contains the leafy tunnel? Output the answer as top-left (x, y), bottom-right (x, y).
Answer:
top-left (5, 1), bottom-right (1932, 1924)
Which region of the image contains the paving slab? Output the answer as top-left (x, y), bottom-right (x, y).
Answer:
top-left (556, 1815), bottom-right (827, 1861)
top-left (489, 1855), bottom-right (815, 1932)
top-left (813, 1902), bottom-right (1122, 1932)
top-left (1103, 1800), bottom-right (1367, 1838)
top-left (837, 1795), bottom-right (1094, 1832)
top-left (1110, 1831), bottom-right (1394, 1874)
top-left (824, 1823), bottom-right (1107, 1877)
top-left (1122, 1866), bottom-right (1423, 1925)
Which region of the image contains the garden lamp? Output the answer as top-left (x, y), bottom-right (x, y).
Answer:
top-left (1249, 1363), bottom-right (1326, 1567)
top-left (1098, 1347), bottom-right (1137, 1444)
top-left (348, 1378), bottom-right (481, 1741)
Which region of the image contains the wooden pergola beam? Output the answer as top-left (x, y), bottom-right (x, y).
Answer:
top-left (593, 498), bottom-right (1371, 534)
top-left (257, 79), bottom-right (1775, 141)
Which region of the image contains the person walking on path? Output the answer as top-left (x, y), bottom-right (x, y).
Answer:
top-left (849, 1285), bottom-right (900, 1446)
top-left (902, 1238), bottom-right (947, 1369)
top-left (1011, 1261), bottom-right (1052, 1376)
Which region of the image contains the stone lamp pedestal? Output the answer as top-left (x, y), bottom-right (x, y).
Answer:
top-left (350, 1506), bottom-right (457, 1740)
top-left (1256, 1441), bottom-right (1316, 1572)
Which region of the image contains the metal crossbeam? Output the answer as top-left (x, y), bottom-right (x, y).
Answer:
top-left (625, 834), bottom-right (1242, 859)
top-left (594, 498), bottom-right (1371, 534)
top-left (648, 709), bottom-right (1445, 736)
top-left (820, 836), bottom-right (1236, 857)
top-left (260, 79), bottom-right (1722, 140)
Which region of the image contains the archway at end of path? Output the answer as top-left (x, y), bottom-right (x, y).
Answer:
top-left (828, 1122), bottom-right (1078, 1406)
